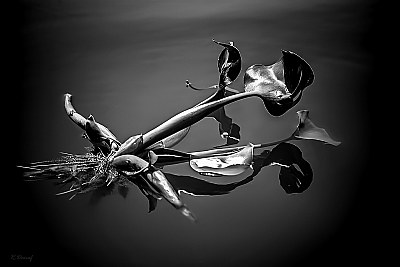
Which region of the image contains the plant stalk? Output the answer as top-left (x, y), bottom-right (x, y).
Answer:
top-left (189, 135), bottom-right (294, 159)
top-left (132, 91), bottom-right (259, 154)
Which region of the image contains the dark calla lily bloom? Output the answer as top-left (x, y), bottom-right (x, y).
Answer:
top-left (213, 39), bottom-right (242, 87)
top-left (244, 50), bottom-right (314, 116)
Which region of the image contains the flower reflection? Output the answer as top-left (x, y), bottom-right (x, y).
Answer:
top-left (87, 142), bottom-right (312, 213)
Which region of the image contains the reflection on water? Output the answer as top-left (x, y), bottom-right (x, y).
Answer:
top-left (167, 142), bottom-right (312, 196)
top-left (21, 142), bottom-right (313, 217)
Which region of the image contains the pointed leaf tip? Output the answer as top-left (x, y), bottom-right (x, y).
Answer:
top-left (294, 110), bottom-right (341, 146)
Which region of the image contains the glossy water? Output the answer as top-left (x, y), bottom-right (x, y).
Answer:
top-left (12, 0), bottom-right (379, 266)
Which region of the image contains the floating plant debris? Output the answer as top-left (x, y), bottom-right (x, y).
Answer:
top-left (19, 39), bottom-right (340, 222)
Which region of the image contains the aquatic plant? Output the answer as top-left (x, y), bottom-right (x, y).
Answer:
top-left (19, 39), bottom-right (340, 222)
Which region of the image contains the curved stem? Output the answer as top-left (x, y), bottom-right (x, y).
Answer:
top-left (253, 135), bottom-right (294, 149)
top-left (134, 91), bottom-right (259, 154)
top-left (189, 135), bottom-right (294, 159)
top-left (186, 80), bottom-right (219, 91)
top-left (64, 93), bottom-right (87, 130)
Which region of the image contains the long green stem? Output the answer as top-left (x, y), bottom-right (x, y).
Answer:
top-left (131, 91), bottom-right (259, 154)
top-left (189, 135), bottom-right (294, 159)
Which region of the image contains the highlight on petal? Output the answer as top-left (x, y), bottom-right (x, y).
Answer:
top-left (293, 110), bottom-right (341, 146)
top-left (213, 39), bottom-right (242, 87)
top-left (189, 144), bottom-right (254, 176)
top-left (244, 50), bottom-right (314, 116)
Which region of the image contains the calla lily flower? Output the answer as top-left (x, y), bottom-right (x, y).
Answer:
top-left (244, 50), bottom-right (314, 116)
top-left (213, 39), bottom-right (242, 87)
top-left (126, 52), bottom-right (314, 153)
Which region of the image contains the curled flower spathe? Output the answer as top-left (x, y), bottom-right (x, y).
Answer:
top-left (244, 50), bottom-right (314, 116)
top-left (213, 39), bottom-right (242, 87)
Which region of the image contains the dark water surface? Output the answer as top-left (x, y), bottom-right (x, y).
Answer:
top-left (10, 0), bottom-right (383, 266)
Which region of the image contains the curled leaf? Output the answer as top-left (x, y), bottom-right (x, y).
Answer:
top-left (213, 39), bottom-right (242, 87)
top-left (293, 110), bottom-right (341, 146)
top-left (266, 143), bottom-right (313, 194)
top-left (189, 144), bottom-right (254, 176)
top-left (244, 50), bottom-right (314, 116)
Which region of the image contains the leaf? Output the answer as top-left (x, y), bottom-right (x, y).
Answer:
top-left (213, 39), bottom-right (242, 87)
top-left (265, 142), bottom-right (313, 194)
top-left (144, 170), bottom-right (197, 222)
top-left (293, 110), bottom-right (341, 146)
top-left (189, 144), bottom-right (254, 176)
top-left (244, 50), bottom-right (314, 116)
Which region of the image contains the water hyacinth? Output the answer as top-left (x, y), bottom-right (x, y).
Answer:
top-left (19, 39), bottom-right (340, 222)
